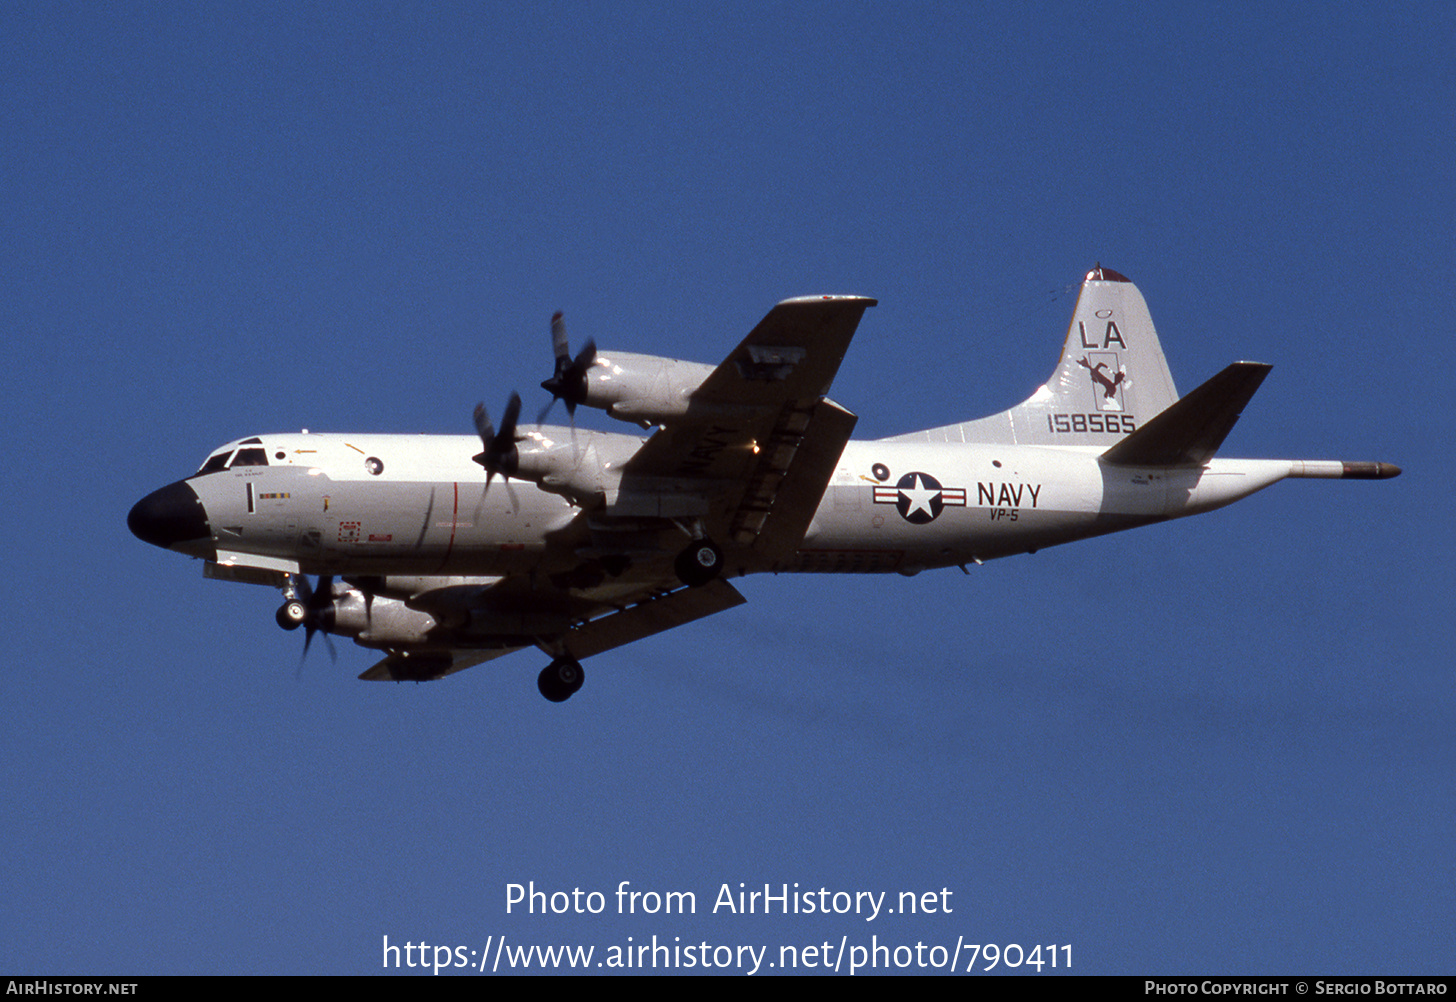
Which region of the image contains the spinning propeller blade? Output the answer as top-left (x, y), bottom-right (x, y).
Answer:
top-left (473, 392), bottom-right (522, 491)
top-left (538, 312), bottom-right (596, 424)
top-left (292, 574), bottom-right (337, 667)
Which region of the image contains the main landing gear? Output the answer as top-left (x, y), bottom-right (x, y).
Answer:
top-left (538, 657), bottom-right (585, 702)
top-left (674, 539), bottom-right (724, 588)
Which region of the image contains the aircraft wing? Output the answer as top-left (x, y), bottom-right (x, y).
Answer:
top-left (689, 295), bottom-right (878, 407)
top-left (615, 295), bottom-right (874, 559)
top-left (358, 579), bottom-right (746, 681)
top-left (359, 646), bottom-right (524, 682)
top-left (359, 296), bottom-right (875, 683)
top-left (556, 578), bottom-right (747, 659)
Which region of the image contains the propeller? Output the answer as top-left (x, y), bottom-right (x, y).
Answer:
top-left (538, 312), bottom-right (596, 424)
top-left (292, 573), bottom-right (337, 665)
top-left (473, 392), bottom-right (522, 491)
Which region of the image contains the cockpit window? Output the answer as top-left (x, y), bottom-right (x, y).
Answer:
top-left (197, 452), bottom-right (231, 475)
top-left (195, 446), bottom-right (271, 475)
top-left (231, 448), bottom-right (269, 467)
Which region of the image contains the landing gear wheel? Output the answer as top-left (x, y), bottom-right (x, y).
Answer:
top-left (675, 540), bottom-right (723, 588)
top-left (538, 658), bottom-right (585, 702)
top-left (276, 600), bottom-right (306, 631)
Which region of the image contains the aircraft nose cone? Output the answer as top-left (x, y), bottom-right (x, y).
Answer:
top-left (128, 480), bottom-right (210, 549)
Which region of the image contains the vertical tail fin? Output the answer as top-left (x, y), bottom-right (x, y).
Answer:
top-left (1033, 265), bottom-right (1180, 434)
top-left (886, 266), bottom-right (1182, 445)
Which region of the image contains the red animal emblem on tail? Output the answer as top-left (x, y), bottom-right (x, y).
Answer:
top-left (1078, 356), bottom-right (1125, 399)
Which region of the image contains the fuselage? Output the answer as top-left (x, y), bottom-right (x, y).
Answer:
top-left (130, 428), bottom-right (1298, 580)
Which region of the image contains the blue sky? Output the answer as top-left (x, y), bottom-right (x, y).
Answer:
top-left (4, 3), bottom-right (1451, 975)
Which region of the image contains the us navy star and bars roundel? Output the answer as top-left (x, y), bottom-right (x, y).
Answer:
top-left (872, 471), bottom-right (967, 524)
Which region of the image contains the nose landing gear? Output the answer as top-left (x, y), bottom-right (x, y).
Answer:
top-left (276, 600), bottom-right (306, 631)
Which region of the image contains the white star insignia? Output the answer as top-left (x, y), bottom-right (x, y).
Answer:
top-left (900, 474), bottom-right (940, 518)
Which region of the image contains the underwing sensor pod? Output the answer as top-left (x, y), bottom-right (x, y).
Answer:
top-left (130, 268), bottom-right (1399, 701)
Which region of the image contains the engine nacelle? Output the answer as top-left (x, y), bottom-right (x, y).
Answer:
top-left (581, 351), bottom-right (717, 425)
top-left (334, 578), bottom-right (577, 646)
top-left (511, 430), bottom-right (642, 507)
top-left (330, 590), bottom-right (440, 646)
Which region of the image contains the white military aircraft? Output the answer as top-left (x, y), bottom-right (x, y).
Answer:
top-left (129, 267), bottom-right (1399, 701)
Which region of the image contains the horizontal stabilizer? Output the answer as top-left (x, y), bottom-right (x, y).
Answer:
top-left (1101, 362), bottom-right (1272, 468)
